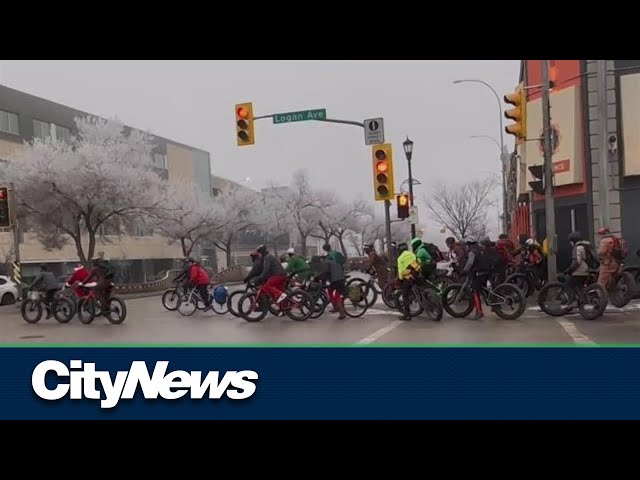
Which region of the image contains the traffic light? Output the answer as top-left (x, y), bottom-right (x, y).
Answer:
top-left (504, 83), bottom-right (526, 143)
top-left (0, 187), bottom-right (10, 228)
top-left (372, 144), bottom-right (395, 201)
top-left (528, 165), bottom-right (545, 195)
top-left (235, 102), bottom-right (255, 146)
top-left (397, 194), bottom-right (410, 219)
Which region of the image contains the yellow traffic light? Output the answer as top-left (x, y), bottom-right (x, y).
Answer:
top-left (397, 194), bottom-right (410, 219)
top-left (372, 144), bottom-right (395, 202)
top-left (235, 102), bottom-right (255, 146)
top-left (504, 83), bottom-right (526, 143)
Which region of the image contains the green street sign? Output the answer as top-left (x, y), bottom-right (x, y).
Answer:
top-left (273, 109), bottom-right (327, 124)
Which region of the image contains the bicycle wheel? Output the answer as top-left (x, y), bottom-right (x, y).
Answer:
top-left (284, 289), bottom-right (313, 321)
top-left (442, 283), bottom-right (474, 318)
top-left (579, 283), bottom-right (608, 320)
top-left (347, 278), bottom-right (378, 308)
top-left (106, 297), bottom-right (127, 324)
top-left (162, 289), bottom-right (181, 311)
top-left (505, 272), bottom-right (533, 297)
top-left (227, 290), bottom-right (247, 318)
top-left (420, 288), bottom-right (443, 322)
top-left (177, 293), bottom-right (198, 316)
top-left (52, 297), bottom-right (75, 323)
top-left (211, 299), bottom-right (230, 315)
top-left (382, 282), bottom-right (399, 309)
top-left (393, 288), bottom-right (424, 317)
top-left (77, 298), bottom-right (96, 324)
top-left (238, 292), bottom-right (268, 322)
top-left (609, 272), bottom-right (635, 308)
top-left (489, 283), bottom-right (526, 320)
top-left (310, 290), bottom-right (328, 319)
top-left (537, 282), bottom-right (573, 316)
top-left (21, 299), bottom-right (43, 324)
top-left (343, 285), bottom-right (369, 318)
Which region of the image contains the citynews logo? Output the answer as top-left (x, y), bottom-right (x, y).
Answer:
top-left (31, 360), bottom-right (259, 409)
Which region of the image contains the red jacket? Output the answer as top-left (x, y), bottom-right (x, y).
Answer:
top-left (189, 264), bottom-right (210, 286)
top-left (67, 266), bottom-right (90, 297)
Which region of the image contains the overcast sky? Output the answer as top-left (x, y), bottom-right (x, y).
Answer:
top-left (0, 60), bottom-right (520, 241)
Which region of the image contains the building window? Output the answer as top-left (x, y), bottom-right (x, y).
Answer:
top-left (33, 119), bottom-right (51, 140)
top-left (55, 124), bottom-right (71, 143)
top-left (152, 153), bottom-right (167, 169)
top-left (33, 120), bottom-right (71, 142)
top-left (0, 109), bottom-right (20, 135)
top-left (135, 224), bottom-right (154, 237)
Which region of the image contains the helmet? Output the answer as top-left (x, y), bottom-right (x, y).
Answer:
top-left (525, 238), bottom-right (535, 246)
top-left (322, 243), bottom-right (331, 252)
top-left (397, 242), bottom-right (408, 253)
top-left (40, 263), bottom-right (48, 271)
top-left (410, 238), bottom-right (423, 250)
top-left (568, 231), bottom-right (582, 243)
top-left (445, 236), bottom-right (455, 245)
top-left (363, 243), bottom-right (373, 249)
top-left (212, 286), bottom-right (228, 305)
top-left (465, 236), bottom-right (477, 244)
top-left (286, 247), bottom-right (295, 255)
top-left (256, 245), bottom-right (267, 254)
top-left (597, 227), bottom-right (611, 235)
top-left (499, 234), bottom-right (508, 240)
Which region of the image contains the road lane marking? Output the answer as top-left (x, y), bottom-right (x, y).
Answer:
top-left (355, 320), bottom-right (404, 345)
top-left (555, 319), bottom-right (597, 345)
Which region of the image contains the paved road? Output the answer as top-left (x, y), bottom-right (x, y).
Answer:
top-left (3, 293), bottom-right (640, 345)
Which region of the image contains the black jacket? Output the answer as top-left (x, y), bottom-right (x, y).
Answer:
top-left (255, 253), bottom-right (286, 284)
top-left (174, 263), bottom-right (191, 283)
top-left (244, 256), bottom-right (264, 283)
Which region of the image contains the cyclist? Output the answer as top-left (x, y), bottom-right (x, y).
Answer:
top-left (252, 245), bottom-right (288, 304)
top-left (461, 236), bottom-right (489, 320)
top-left (316, 252), bottom-right (347, 319)
top-left (396, 241), bottom-right (421, 321)
top-left (285, 247), bottom-right (312, 282)
top-left (173, 258), bottom-right (193, 294)
top-left (363, 243), bottom-right (388, 286)
top-left (65, 263), bottom-right (90, 299)
top-left (322, 243), bottom-right (345, 270)
top-left (244, 251), bottom-right (263, 285)
top-left (596, 226), bottom-right (621, 289)
top-left (29, 264), bottom-right (60, 319)
top-left (81, 257), bottom-right (115, 315)
top-left (410, 237), bottom-right (435, 281)
top-left (563, 231), bottom-right (591, 304)
top-left (445, 236), bottom-right (467, 278)
top-left (188, 259), bottom-right (212, 311)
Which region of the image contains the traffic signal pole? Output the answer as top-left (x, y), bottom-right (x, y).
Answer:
top-left (252, 114), bottom-right (395, 257)
top-left (541, 61), bottom-right (557, 281)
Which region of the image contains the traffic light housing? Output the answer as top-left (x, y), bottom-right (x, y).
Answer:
top-left (528, 165), bottom-right (545, 195)
top-left (235, 102), bottom-right (255, 146)
top-left (0, 187), bottom-right (10, 228)
top-left (397, 194), bottom-right (410, 219)
top-left (504, 83), bottom-right (526, 143)
top-left (372, 144), bottom-right (395, 201)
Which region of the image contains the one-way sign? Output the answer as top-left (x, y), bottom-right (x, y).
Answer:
top-left (364, 117), bottom-right (384, 146)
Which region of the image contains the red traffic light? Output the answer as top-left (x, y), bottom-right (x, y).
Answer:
top-left (237, 107), bottom-right (249, 119)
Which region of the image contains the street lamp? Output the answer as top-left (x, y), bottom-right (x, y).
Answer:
top-left (402, 136), bottom-right (416, 239)
top-left (454, 78), bottom-right (509, 234)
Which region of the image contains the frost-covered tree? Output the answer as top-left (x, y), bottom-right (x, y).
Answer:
top-left (150, 181), bottom-right (220, 257)
top-left (258, 190), bottom-right (291, 257)
top-left (2, 117), bottom-right (164, 265)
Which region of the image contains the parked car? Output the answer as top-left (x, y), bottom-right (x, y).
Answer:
top-left (0, 275), bottom-right (19, 305)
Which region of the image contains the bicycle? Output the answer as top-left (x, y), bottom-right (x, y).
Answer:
top-left (537, 272), bottom-right (608, 320)
top-left (162, 281), bottom-right (189, 311)
top-left (176, 283), bottom-right (229, 316)
top-left (76, 282), bottom-right (127, 324)
top-left (442, 274), bottom-right (526, 320)
top-left (393, 280), bottom-right (444, 321)
top-left (237, 279), bottom-right (314, 322)
top-left (306, 278), bottom-right (370, 318)
top-left (20, 287), bottom-right (75, 324)
top-left (504, 259), bottom-right (545, 298)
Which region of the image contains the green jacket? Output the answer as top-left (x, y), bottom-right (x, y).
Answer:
top-left (415, 245), bottom-right (432, 267)
top-left (327, 250), bottom-right (345, 266)
top-left (397, 250), bottom-right (420, 280)
top-left (286, 255), bottom-right (312, 279)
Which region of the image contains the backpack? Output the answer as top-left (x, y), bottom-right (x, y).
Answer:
top-left (496, 240), bottom-right (512, 264)
top-left (212, 286), bottom-right (228, 305)
top-left (424, 243), bottom-right (444, 263)
top-left (582, 244), bottom-right (600, 270)
top-left (612, 236), bottom-right (629, 262)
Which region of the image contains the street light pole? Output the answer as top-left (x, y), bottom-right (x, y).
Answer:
top-left (454, 79), bottom-right (509, 234)
top-left (403, 136), bottom-right (416, 239)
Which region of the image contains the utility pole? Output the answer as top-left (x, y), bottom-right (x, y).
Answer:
top-left (597, 60), bottom-right (611, 230)
top-left (541, 60), bottom-right (557, 281)
top-left (8, 183), bottom-right (22, 300)
top-left (384, 199), bottom-right (392, 257)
